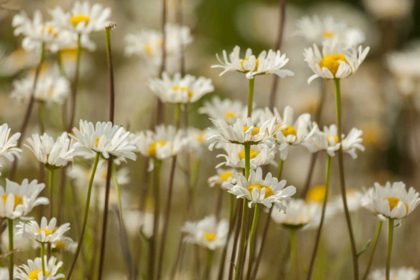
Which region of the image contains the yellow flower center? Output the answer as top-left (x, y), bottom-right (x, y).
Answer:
top-left (247, 184), bottom-right (274, 198)
top-left (385, 197), bottom-right (408, 213)
top-left (60, 48), bottom-right (78, 62)
top-left (48, 89), bottom-right (54, 97)
top-left (2, 195), bottom-right (23, 210)
top-left (148, 141), bottom-right (167, 158)
top-left (28, 269), bottom-right (50, 280)
top-left (225, 112), bottom-right (236, 120)
top-left (319, 55), bottom-right (350, 77)
top-left (102, 172), bottom-right (108, 179)
top-left (55, 240), bottom-right (66, 250)
top-left (220, 171), bottom-right (233, 182)
top-left (323, 31), bottom-right (334, 38)
top-left (144, 40), bottom-right (162, 56)
top-left (326, 136), bottom-right (339, 145)
top-left (95, 137), bottom-right (100, 148)
top-left (70, 15), bottom-right (90, 27)
top-left (172, 86), bottom-right (193, 99)
top-left (237, 150), bottom-right (259, 160)
top-left (196, 133), bottom-right (205, 143)
top-left (42, 25), bottom-right (57, 37)
top-left (281, 126), bottom-right (297, 137)
top-left (204, 232), bottom-right (217, 242)
top-left (306, 186), bottom-right (326, 203)
top-left (36, 229), bottom-right (53, 236)
top-left (240, 58), bottom-right (259, 72)
top-left (243, 126), bottom-right (260, 136)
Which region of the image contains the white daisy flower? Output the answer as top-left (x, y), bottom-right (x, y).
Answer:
top-left (198, 96), bottom-right (248, 125)
top-left (25, 132), bottom-right (75, 169)
top-left (15, 256), bottom-right (64, 280)
top-left (125, 23), bottom-right (193, 66)
top-left (304, 186), bottom-right (339, 229)
top-left (271, 199), bottom-right (319, 228)
top-left (332, 188), bottom-right (364, 212)
top-left (182, 215), bottom-right (228, 250)
top-left (123, 210), bottom-right (161, 239)
top-left (52, 236), bottom-right (77, 253)
top-left (0, 48), bottom-right (38, 76)
top-left (71, 120), bottom-right (137, 162)
top-left (223, 168), bottom-right (296, 211)
top-left (295, 15), bottom-right (365, 47)
top-left (187, 128), bottom-right (211, 155)
top-left (0, 123), bottom-right (22, 174)
top-left (369, 267), bottom-right (419, 280)
top-left (208, 168), bottom-right (236, 188)
top-left (148, 72), bottom-right (214, 104)
top-left (0, 179), bottom-right (48, 219)
top-left (16, 217), bottom-right (70, 245)
top-left (363, 0), bottom-right (414, 20)
top-left (215, 143), bottom-right (277, 169)
top-left (211, 46), bottom-right (294, 79)
top-left (303, 39), bottom-right (370, 83)
top-left (0, 268), bottom-right (10, 279)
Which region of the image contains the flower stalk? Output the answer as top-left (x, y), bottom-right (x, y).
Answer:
top-left (8, 219), bottom-right (14, 280)
top-left (386, 219), bottom-right (394, 280)
top-left (41, 243), bottom-right (47, 277)
top-left (362, 220), bottom-right (383, 280)
top-left (149, 159), bottom-right (162, 280)
top-left (290, 228), bottom-right (299, 279)
top-left (246, 203), bottom-right (261, 279)
top-left (67, 33), bottom-right (82, 132)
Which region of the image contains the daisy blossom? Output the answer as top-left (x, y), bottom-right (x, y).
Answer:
top-left (208, 168), bottom-right (236, 188)
top-left (369, 267), bottom-right (419, 280)
top-left (271, 199), bottom-right (319, 228)
top-left (0, 124), bottom-right (22, 174)
top-left (198, 96), bottom-right (248, 125)
top-left (215, 143), bottom-right (277, 169)
top-left (182, 215), bottom-right (228, 250)
top-left (15, 256), bottom-right (64, 280)
top-left (16, 217), bottom-right (70, 245)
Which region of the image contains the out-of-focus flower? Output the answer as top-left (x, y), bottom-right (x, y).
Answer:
top-left (149, 72), bottom-right (214, 104)
top-left (332, 189), bottom-right (364, 212)
top-left (216, 143), bottom-right (276, 169)
top-left (16, 217), bottom-right (70, 245)
top-left (208, 168), bottom-right (236, 188)
top-left (198, 96), bottom-right (248, 125)
top-left (306, 186), bottom-right (327, 204)
top-left (271, 199), bottom-right (319, 228)
top-left (304, 40), bottom-right (369, 83)
top-left (124, 210), bottom-right (160, 239)
top-left (182, 215), bottom-right (228, 250)
top-left (0, 268), bottom-right (9, 279)
top-left (363, 0), bottom-right (414, 20)
top-left (0, 124), bottom-right (22, 174)
top-left (304, 186), bottom-right (339, 229)
top-left (223, 168), bottom-right (296, 211)
top-left (0, 48), bottom-right (38, 76)
top-left (369, 267), bottom-right (419, 280)
top-left (15, 256), bottom-right (64, 280)
top-left (211, 46), bottom-right (294, 79)
top-left (52, 237), bottom-right (77, 253)
top-left (187, 128), bottom-right (211, 155)
top-left (0, 179), bottom-right (48, 219)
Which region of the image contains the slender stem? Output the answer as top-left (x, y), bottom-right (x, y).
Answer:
top-left (156, 0), bottom-right (167, 124)
top-left (290, 228), bottom-right (299, 279)
top-left (205, 249), bottom-right (214, 280)
top-left (149, 159), bottom-right (162, 280)
top-left (67, 33), bottom-right (82, 132)
top-left (8, 219), bottom-right (13, 280)
top-left (334, 78), bottom-right (359, 280)
top-left (247, 79), bottom-right (255, 118)
top-left (229, 199), bottom-right (243, 280)
top-left (48, 169), bottom-right (54, 219)
top-left (362, 220), bottom-right (383, 280)
top-left (246, 204), bottom-right (261, 280)
top-left (41, 243), bottom-right (46, 276)
top-left (38, 101), bottom-right (45, 134)
top-left (306, 155), bottom-right (331, 280)
top-left (112, 163), bottom-right (123, 220)
top-left (57, 50), bottom-right (67, 78)
top-left (386, 219), bottom-right (394, 280)
top-left (66, 153), bottom-right (101, 280)
top-left (105, 25), bottom-right (115, 122)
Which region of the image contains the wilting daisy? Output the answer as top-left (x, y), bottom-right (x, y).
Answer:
top-left (15, 256), bottom-right (64, 280)
top-left (0, 179), bottom-right (48, 219)
top-left (16, 217), bottom-right (70, 245)
top-left (71, 120), bottom-right (137, 162)
top-left (223, 168), bottom-right (296, 211)
top-left (271, 199), bottom-right (319, 228)
top-left (182, 215), bottom-right (229, 250)
top-left (369, 267), bottom-right (419, 280)
top-left (295, 15), bottom-right (365, 47)
top-left (148, 72), bottom-right (214, 104)
top-left (198, 96), bottom-right (248, 125)
top-left (215, 143), bottom-right (277, 169)
top-left (363, 0), bottom-right (414, 20)
top-left (303, 39), bottom-right (370, 83)
top-left (211, 46), bottom-right (294, 79)
top-left (208, 168), bottom-right (236, 188)
top-left (0, 123), bottom-right (22, 174)
top-left (25, 132), bottom-right (75, 169)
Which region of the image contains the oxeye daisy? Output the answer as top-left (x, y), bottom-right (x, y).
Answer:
top-left (208, 168), bottom-right (236, 188)
top-left (187, 128), bottom-right (212, 155)
top-left (211, 46), bottom-right (294, 79)
top-left (0, 47), bottom-right (38, 76)
top-left (303, 39), bottom-right (370, 84)
top-left (198, 96), bottom-right (248, 125)
top-left (52, 236), bottom-right (77, 253)
top-left (0, 179), bottom-right (48, 219)
top-left (182, 215), bottom-right (229, 250)
top-left (223, 168), bottom-right (296, 211)
top-left (271, 199), bottom-right (319, 228)
top-left (15, 256), bottom-right (64, 280)
top-left (0, 123), bottom-right (22, 174)
top-left (16, 217), bottom-right (70, 245)
top-left (25, 132), bottom-right (75, 169)
top-left (71, 120), bottom-right (137, 162)
top-left (215, 143), bottom-right (277, 169)
top-left (148, 72), bottom-right (214, 104)
top-left (369, 267), bottom-right (419, 280)
top-left (363, 0), bottom-right (414, 20)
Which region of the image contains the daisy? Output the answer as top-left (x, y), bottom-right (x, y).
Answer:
top-left (16, 217), bottom-right (70, 245)
top-left (71, 120), bottom-right (137, 162)
top-left (15, 256), bottom-right (64, 280)
top-left (271, 199), bottom-right (319, 228)
top-left (332, 189), bottom-right (364, 212)
top-left (369, 267), bottom-right (419, 280)
top-left (25, 132), bottom-right (75, 169)
top-left (198, 96), bottom-right (248, 125)
top-left (208, 168), bottom-right (236, 188)
top-left (0, 123), bottom-right (22, 174)
top-left (148, 72), bottom-right (214, 104)
top-left (363, 0), bottom-right (414, 20)
top-left (52, 236), bottom-right (77, 253)
top-left (303, 39), bottom-right (370, 84)
top-left (223, 168), bottom-right (296, 211)
top-left (295, 15), bottom-right (365, 47)
top-left (0, 179), bottom-right (48, 219)
top-left (304, 186), bottom-right (339, 229)
top-left (215, 143), bottom-right (277, 169)
top-left (182, 215), bottom-right (229, 250)
top-left (187, 128), bottom-right (211, 155)
top-left (211, 46), bottom-right (294, 79)
top-left (0, 48), bottom-right (38, 76)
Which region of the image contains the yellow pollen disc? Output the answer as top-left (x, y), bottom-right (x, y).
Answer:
top-left (240, 58), bottom-right (259, 72)
top-left (196, 134), bottom-right (205, 143)
top-left (385, 197), bottom-right (408, 213)
top-left (36, 229), bottom-right (53, 236)
top-left (2, 195), bottom-right (23, 210)
top-left (148, 141), bottom-right (167, 158)
top-left (28, 269), bottom-right (50, 280)
top-left (237, 150), bottom-right (259, 160)
top-left (247, 184), bottom-right (274, 198)
top-left (70, 15), bottom-right (90, 27)
top-left (172, 86), bottom-right (193, 99)
top-left (144, 44), bottom-right (153, 56)
top-left (319, 55), bottom-right (350, 77)
top-left (326, 136), bottom-right (339, 144)
top-left (42, 25), bottom-right (57, 36)
top-left (306, 186), bottom-right (326, 203)
top-left (220, 171), bottom-right (233, 182)
top-left (225, 112), bottom-right (236, 120)
top-left (281, 126), bottom-right (297, 137)
top-left (102, 172), bottom-right (108, 179)
top-left (48, 89), bottom-right (54, 97)
top-left (243, 126), bottom-right (260, 136)
top-left (323, 31), bottom-right (334, 38)
top-left (46, 154), bottom-right (50, 161)
top-left (55, 241), bottom-right (66, 250)
top-left (204, 233), bottom-right (217, 242)
top-left (95, 137), bottom-right (100, 148)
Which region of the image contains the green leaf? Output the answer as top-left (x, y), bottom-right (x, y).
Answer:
top-left (357, 239), bottom-right (372, 258)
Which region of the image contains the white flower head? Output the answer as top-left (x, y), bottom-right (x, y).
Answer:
top-left (223, 168), bottom-right (296, 211)
top-left (369, 267), bottom-right (419, 280)
top-left (0, 179), bottom-right (48, 219)
top-left (216, 143), bottom-right (277, 169)
top-left (0, 124), bottom-right (22, 174)
top-left (149, 72), bottom-right (214, 104)
top-left (208, 168), bottom-right (236, 188)
top-left (71, 120), bottom-right (137, 162)
top-left (182, 215), bottom-right (228, 250)
top-left (15, 256), bottom-right (64, 280)
top-left (25, 132), bottom-right (75, 168)
top-left (187, 128), bottom-right (212, 155)
top-left (211, 46), bottom-right (294, 79)
top-left (16, 217), bottom-right (70, 245)
top-left (198, 96), bottom-right (248, 125)
top-left (52, 236), bottom-right (77, 253)
top-left (304, 39), bottom-right (370, 83)
top-left (363, 0), bottom-right (414, 20)
top-left (271, 199), bottom-right (319, 228)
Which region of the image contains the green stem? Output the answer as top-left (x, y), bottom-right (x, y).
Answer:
top-left (333, 78), bottom-right (359, 280)
top-left (111, 161), bottom-right (123, 220)
top-left (278, 159), bottom-right (284, 179)
top-left (41, 243), bottom-right (46, 276)
top-left (67, 33), bottom-right (82, 132)
top-left (205, 249), bottom-right (214, 280)
top-left (66, 152), bottom-right (101, 280)
top-left (386, 219), bottom-right (394, 280)
top-left (38, 101), bottom-right (45, 134)
top-left (244, 144), bottom-right (251, 179)
top-left (362, 220), bottom-right (383, 280)
top-left (57, 51), bottom-right (67, 78)
top-left (247, 78), bottom-right (255, 117)
top-left (8, 219), bottom-right (13, 280)
top-left (246, 204), bottom-right (261, 279)
top-left (48, 169), bottom-right (54, 219)
top-left (290, 228), bottom-right (299, 279)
